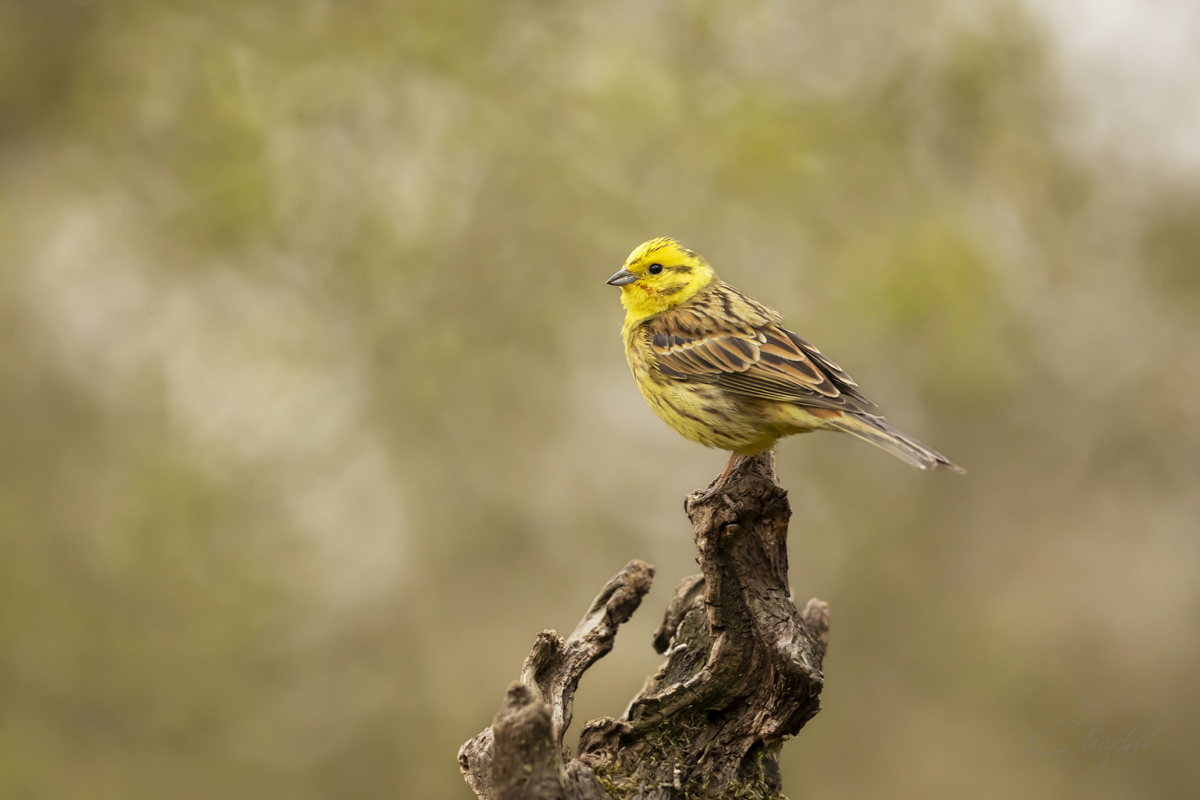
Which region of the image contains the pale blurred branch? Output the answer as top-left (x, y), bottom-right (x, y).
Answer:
top-left (458, 451), bottom-right (830, 799)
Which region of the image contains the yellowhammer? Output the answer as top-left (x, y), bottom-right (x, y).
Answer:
top-left (607, 237), bottom-right (964, 475)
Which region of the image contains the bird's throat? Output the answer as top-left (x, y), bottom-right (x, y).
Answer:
top-left (620, 273), bottom-right (714, 332)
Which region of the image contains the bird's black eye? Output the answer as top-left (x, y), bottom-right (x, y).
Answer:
top-left (648, 263), bottom-right (664, 275)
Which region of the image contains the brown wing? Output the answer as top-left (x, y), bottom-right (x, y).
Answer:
top-left (645, 282), bottom-right (876, 413)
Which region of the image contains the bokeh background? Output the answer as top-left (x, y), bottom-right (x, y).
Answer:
top-left (2, 1), bottom-right (1198, 798)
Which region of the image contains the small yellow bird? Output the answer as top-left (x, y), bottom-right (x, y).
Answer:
top-left (607, 237), bottom-right (964, 475)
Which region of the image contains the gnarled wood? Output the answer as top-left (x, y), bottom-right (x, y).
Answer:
top-left (460, 451), bottom-right (830, 799)
top-left (459, 560), bottom-right (655, 797)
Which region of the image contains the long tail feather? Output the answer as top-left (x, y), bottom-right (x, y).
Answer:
top-left (824, 413), bottom-right (965, 473)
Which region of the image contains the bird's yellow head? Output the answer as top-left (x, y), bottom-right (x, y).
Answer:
top-left (606, 237), bottom-right (716, 324)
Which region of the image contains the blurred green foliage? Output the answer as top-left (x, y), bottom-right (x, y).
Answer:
top-left (2, 1), bottom-right (1198, 799)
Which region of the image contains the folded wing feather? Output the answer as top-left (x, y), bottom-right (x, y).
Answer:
top-left (645, 282), bottom-right (876, 413)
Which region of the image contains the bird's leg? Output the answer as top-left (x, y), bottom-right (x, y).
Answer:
top-left (718, 451), bottom-right (739, 483)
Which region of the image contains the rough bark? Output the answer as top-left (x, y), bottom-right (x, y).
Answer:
top-left (458, 451), bottom-right (830, 799)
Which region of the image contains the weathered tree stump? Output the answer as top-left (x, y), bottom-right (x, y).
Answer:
top-left (458, 451), bottom-right (830, 799)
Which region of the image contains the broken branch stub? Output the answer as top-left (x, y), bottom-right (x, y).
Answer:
top-left (460, 450), bottom-right (830, 799)
top-left (459, 560), bottom-right (655, 797)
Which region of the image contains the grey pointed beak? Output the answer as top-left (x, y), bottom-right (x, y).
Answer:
top-left (606, 268), bottom-right (638, 286)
